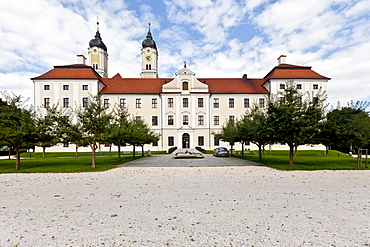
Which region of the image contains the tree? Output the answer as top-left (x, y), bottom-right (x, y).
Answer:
top-left (0, 91), bottom-right (37, 170)
top-left (320, 105), bottom-right (370, 154)
top-left (267, 81), bottom-right (326, 165)
top-left (35, 105), bottom-right (60, 158)
top-left (109, 107), bottom-right (130, 161)
top-left (216, 118), bottom-right (240, 155)
top-left (126, 117), bottom-right (160, 157)
top-left (77, 94), bottom-right (112, 168)
top-left (238, 104), bottom-right (271, 160)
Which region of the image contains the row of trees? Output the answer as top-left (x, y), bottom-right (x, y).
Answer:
top-left (0, 91), bottom-right (159, 170)
top-left (216, 81), bottom-right (370, 165)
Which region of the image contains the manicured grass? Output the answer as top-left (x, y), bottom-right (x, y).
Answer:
top-left (233, 150), bottom-right (370, 170)
top-left (0, 154), bottom-right (142, 173)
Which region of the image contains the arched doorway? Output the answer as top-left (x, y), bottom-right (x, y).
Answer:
top-left (182, 133), bottom-right (190, 149)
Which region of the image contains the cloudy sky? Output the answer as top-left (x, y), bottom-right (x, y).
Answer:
top-left (1, 0), bottom-right (369, 107)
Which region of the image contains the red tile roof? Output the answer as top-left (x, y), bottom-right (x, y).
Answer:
top-left (199, 78), bottom-right (268, 94)
top-left (32, 64), bottom-right (102, 80)
top-left (99, 74), bottom-right (268, 94)
top-left (264, 64), bottom-right (330, 80)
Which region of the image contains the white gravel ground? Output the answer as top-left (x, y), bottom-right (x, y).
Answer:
top-left (0, 157), bottom-right (370, 246)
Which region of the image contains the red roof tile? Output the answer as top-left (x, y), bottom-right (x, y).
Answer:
top-left (32, 64), bottom-right (101, 80)
top-left (264, 64), bottom-right (330, 80)
top-left (100, 74), bottom-right (268, 94)
top-left (199, 78), bottom-right (268, 94)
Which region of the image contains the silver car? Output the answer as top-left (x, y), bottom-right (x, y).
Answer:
top-left (213, 147), bottom-right (229, 157)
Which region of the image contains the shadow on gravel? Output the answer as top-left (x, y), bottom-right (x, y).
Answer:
top-left (119, 154), bottom-right (262, 167)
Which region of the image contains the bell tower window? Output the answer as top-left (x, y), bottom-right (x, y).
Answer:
top-left (146, 64), bottom-right (151, 70)
top-left (93, 63), bottom-right (98, 70)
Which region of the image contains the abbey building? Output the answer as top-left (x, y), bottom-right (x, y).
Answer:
top-left (32, 24), bottom-right (330, 152)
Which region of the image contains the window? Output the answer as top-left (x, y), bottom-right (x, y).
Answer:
top-left (213, 98), bottom-right (219, 108)
top-left (136, 98), bottom-right (141, 108)
top-left (152, 116), bottom-right (158, 126)
top-left (183, 98), bottom-right (189, 108)
top-left (93, 64), bottom-right (98, 70)
top-left (63, 85), bottom-right (69, 90)
top-left (44, 85), bottom-right (50, 90)
top-left (146, 64), bottom-right (151, 70)
top-left (214, 115), bottom-right (220, 126)
top-left (198, 136), bottom-right (204, 146)
top-left (104, 98), bottom-right (110, 108)
top-left (82, 97), bottom-right (88, 107)
top-left (168, 136), bottom-right (174, 146)
top-left (244, 98), bottom-right (250, 108)
top-left (279, 84), bottom-right (285, 90)
top-left (183, 115), bottom-right (189, 125)
top-left (135, 116), bottom-right (142, 121)
top-left (168, 98), bottom-right (174, 108)
top-left (198, 98), bottom-right (204, 108)
top-left (168, 115), bottom-right (174, 125)
top-left (259, 98), bottom-right (265, 108)
top-left (183, 81), bottom-right (189, 90)
top-left (152, 98), bottom-right (158, 108)
top-left (229, 115), bottom-right (235, 122)
top-left (313, 84), bottom-right (319, 90)
top-left (297, 84), bottom-right (302, 90)
top-left (152, 141), bottom-right (158, 147)
top-left (229, 98), bottom-right (234, 108)
top-left (42, 98), bottom-right (50, 108)
top-left (63, 98), bottom-right (69, 108)
top-left (214, 136), bottom-right (220, 146)
top-left (119, 98), bottom-right (126, 108)
top-left (82, 85), bottom-right (88, 90)
top-left (198, 115), bottom-right (204, 125)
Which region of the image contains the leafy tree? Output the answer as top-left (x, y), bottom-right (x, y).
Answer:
top-left (267, 81), bottom-right (326, 165)
top-left (0, 91), bottom-right (37, 170)
top-left (77, 94), bottom-right (112, 168)
top-left (35, 105), bottom-right (61, 158)
top-left (216, 118), bottom-right (240, 155)
top-left (239, 104), bottom-right (271, 160)
top-left (126, 117), bottom-right (160, 157)
top-left (320, 105), bottom-right (370, 154)
top-left (109, 107), bottom-right (130, 161)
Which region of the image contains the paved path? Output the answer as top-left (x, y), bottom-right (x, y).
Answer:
top-left (120, 154), bottom-right (262, 167)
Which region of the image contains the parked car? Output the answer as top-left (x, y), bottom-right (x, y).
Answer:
top-left (213, 147), bottom-right (229, 157)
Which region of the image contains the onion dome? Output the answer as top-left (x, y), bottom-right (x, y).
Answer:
top-left (89, 21), bottom-right (107, 51)
top-left (142, 23), bottom-right (157, 50)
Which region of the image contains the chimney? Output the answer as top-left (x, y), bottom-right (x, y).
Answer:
top-left (77, 55), bottom-right (86, 65)
top-left (277, 55), bottom-right (286, 65)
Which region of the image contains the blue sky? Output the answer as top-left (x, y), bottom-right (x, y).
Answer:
top-left (1, 0), bottom-right (370, 107)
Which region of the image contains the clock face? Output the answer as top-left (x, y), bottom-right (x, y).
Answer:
top-left (146, 55), bottom-right (151, 61)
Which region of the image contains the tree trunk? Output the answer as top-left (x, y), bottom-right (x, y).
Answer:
top-left (289, 145), bottom-right (294, 166)
top-left (325, 146), bottom-right (329, 157)
top-left (75, 145), bottom-right (79, 157)
top-left (8, 148), bottom-right (11, 160)
top-left (15, 144), bottom-right (21, 170)
top-left (258, 145), bottom-right (263, 160)
top-left (42, 147), bottom-right (46, 159)
top-left (91, 139), bottom-right (96, 168)
top-left (230, 144), bottom-right (234, 155)
top-left (241, 142), bottom-right (244, 156)
top-left (117, 142), bottom-right (121, 161)
top-left (109, 144), bottom-right (112, 156)
top-left (133, 145), bottom-right (136, 158)
top-left (141, 145), bottom-right (144, 156)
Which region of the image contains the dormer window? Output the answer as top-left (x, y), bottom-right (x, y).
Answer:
top-left (183, 81), bottom-right (189, 90)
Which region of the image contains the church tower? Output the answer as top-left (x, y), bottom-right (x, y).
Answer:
top-left (140, 23), bottom-right (158, 78)
top-left (88, 21), bottom-right (108, 78)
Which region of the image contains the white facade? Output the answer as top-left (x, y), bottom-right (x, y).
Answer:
top-left (32, 27), bottom-right (330, 153)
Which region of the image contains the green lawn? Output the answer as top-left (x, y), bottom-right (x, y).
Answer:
top-left (0, 153), bottom-right (142, 173)
top-left (232, 150), bottom-right (370, 170)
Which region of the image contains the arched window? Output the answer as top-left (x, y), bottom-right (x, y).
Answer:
top-left (183, 81), bottom-right (189, 90)
top-left (146, 64), bottom-right (152, 70)
top-left (93, 63), bottom-right (98, 70)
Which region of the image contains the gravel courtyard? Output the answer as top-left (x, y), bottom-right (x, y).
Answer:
top-left (0, 155), bottom-right (369, 246)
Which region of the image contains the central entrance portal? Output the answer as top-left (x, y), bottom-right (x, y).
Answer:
top-left (182, 133), bottom-right (190, 149)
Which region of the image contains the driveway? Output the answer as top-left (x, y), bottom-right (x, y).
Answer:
top-left (120, 154), bottom-right (261, 167)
